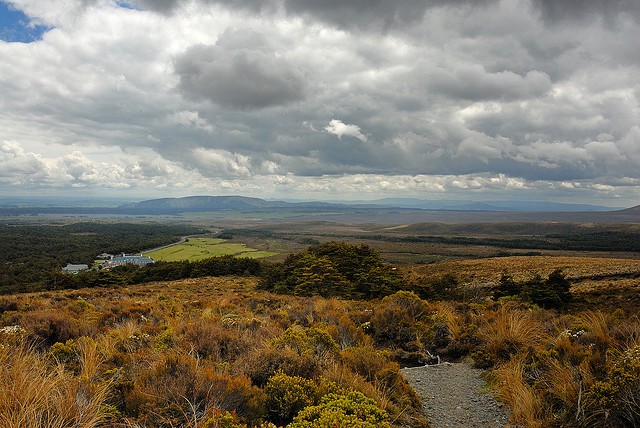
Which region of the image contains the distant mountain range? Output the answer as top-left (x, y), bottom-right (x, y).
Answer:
top-left (117, 195), bottom-right (339, 214)
top-left (0, 195), bottom-right (636, 221)
top-left (117, 195), bottom-right (627, 214)
top-left (365, 198), bottom-right (622, 212)
top-left (118, 195), bottom-right (288, 211)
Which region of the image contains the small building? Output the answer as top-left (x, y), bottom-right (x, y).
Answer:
top-left (62, 263), bottom-right (89, 274)
top-left (97, 253), bottom-right (114, 260)
top-left (106, 254), bottom-right (154, 267)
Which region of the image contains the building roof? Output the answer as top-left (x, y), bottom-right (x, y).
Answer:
top-left (62, 263), bottom-right (89, 272)
top-left (108, 255), bottom-right (153, 264)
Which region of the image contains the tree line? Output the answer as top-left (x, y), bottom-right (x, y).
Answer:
top-left (0, 222), bottom-right (202, 293)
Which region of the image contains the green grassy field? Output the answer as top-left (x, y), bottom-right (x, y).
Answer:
top-left (144, 237), bottom-right (277, 262)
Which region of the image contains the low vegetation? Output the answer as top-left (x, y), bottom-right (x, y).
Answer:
top-left (0, 277), bottom-right (428, 427)
top-left (3, 235), bottom-right (640, 427)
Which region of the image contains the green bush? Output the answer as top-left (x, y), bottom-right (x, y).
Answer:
top-left (591, 345), bottom-right (640, 426)
top-left (370, 291), bottom-right (432, 355)
top-left (288, 391), bottom-right (390, 428)
top-left (415, 273), bottom-right (462, 301)
top-left (49, 339), bottom-right (78, 365)
top-left (202, 410), bottom-right (246, 428)
top-left (264, 372), bottom-right (317, 426)
top-left (272, 325), bottom-right (340, 357)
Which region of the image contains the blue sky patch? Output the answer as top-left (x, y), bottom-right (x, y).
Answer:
top-left (116, 1), bottom-right (139, 10)
top-left (0, 1), bottom-right (50, 42)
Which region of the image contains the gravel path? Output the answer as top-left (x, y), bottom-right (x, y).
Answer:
top-left (402, 362), bottom-right (511, 428)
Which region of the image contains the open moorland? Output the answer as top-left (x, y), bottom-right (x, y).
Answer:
top-left (2, 217), bottom-right (640, 427)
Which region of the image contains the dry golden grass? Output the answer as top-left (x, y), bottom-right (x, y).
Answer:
top-left (428, 302), bottom-right (465, 338)
top-left (494, 358), bottom-right (544, 428)
top-left (403, 255), bottom-right (640, 287)
top-left (3, 262), bottom-right (640, 428)
top-left (0, 340), bottom-right (110, 428)
top-left (0, 276), bottom-right (429, 427)
top-left (572, 277), bottom-right (640, 294)
top-left (478, 304), bottom-right (550, 362)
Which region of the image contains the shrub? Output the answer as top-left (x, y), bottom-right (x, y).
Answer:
top-left (493, 270), bottom-right (572, 310)
top-left (415, 273), bottom-right (462, 301)
top-left (271, 325), bottom-right (340, 358)
top-left (178, 318), bottom-right (252, 362)
top-left (135, 352), bottom-right (266, 426)
top-left (291, 254), bottom-right (355, 297)
top-left (591, 345), bottom-right (640, 426)
top-left (49, 339), bottom-right (80, 373)
top-left (238, 346), bottom-right (322, 388)
top-left (202, 410), bottom-right (247, 428)
top-left (341, 346), bottom-right (393, 382)
top-left (16, 310), bottom-right (84, 347)
top-left (325, 314), bottom-right (371, 348)
top-left (264, 372), bottom-right (317, 426)
top-left (370, 291), bottom-right (432, 357)
top-left (288, 390), bottom-right (391, 428)
top-left (0, 297), bottom-right (18, 314)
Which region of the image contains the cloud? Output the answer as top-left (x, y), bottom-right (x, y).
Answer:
top-left (167, 110), bottom-right (215, 133)
top-left (456, 133), bottom-right (514, 163)
top-left (130, 0), bottom-right (180, 14)
top-left (174, 31), bottom-right (306, 109)
top-left (426, 66), bottom-right (552, 101)
top-left (1, 0), bottom-right (640, 205)
top-left (0, 140), bottom-right (209, 191)
top-left (324, 119), bottom-right (368, 142)
top-left (0, 141), bottom-right (48, 182)
top-left (188, 148), bottom-right (253, 177)
top-left (125, 0), bottom-right (497, 32)
top-left (282, 0), bottom-right (432, 32)
top-left (530, 0), bottom-right (640, 25)
top-left (617, 126), bottom-right (640, 163)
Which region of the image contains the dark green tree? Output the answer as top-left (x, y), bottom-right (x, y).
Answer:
top-left (258, 242), bottom-right (405, 299)
top-left (493, 271), bottom-right (520, 300)
top-left (522, 269), bottom-right (571, 309)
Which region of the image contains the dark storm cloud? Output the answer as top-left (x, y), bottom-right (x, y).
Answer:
top-left (132, 0), bottom-right (180, 14)
top-left (425, 66), bottom-right (551, 101)
top-left (135, 0), bottom-right (497, 31)
top-left (3, 0), bottom-right (640, 203)
top-left (134, 0), bottom-right (269, 15)
top-left (531, 0), bottom-right (640, 24)
top-left (283, 0), bottom-right (432, 31)
top-left (174, 35), bottom-right (306, 109)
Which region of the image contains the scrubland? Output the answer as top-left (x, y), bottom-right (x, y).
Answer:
top-left (2, 242), bottom-right (640, 427)
top-left (0, 276), bottom-right (427, 427)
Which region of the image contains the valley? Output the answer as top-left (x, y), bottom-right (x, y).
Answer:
top-left (2, 203), bottom-right (640, 427)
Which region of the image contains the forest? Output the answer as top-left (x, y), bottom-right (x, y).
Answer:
top-left (0, 222), bottom-right (203, 293)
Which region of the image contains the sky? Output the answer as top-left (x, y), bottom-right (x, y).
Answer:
top-left (0, 0), bottom-right (639, 206)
